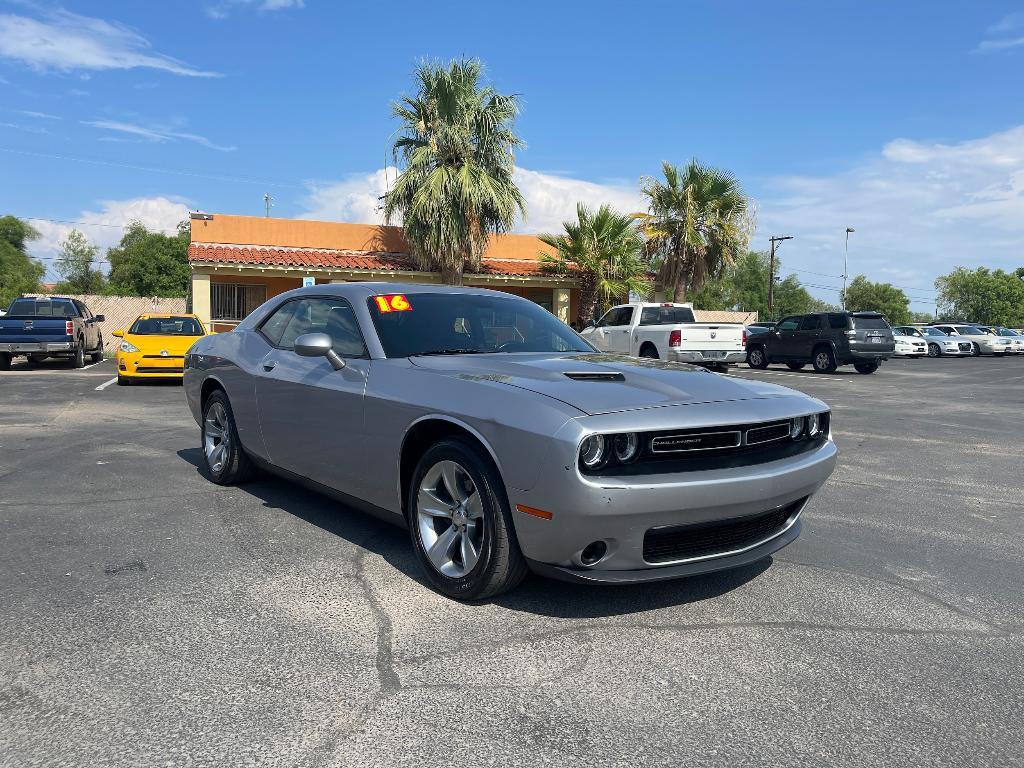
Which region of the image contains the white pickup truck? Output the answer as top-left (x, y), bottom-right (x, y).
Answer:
top-left (580, 302), bottom-right (747, 369)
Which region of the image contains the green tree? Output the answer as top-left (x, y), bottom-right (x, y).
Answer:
top-left (843, 275), bottom-right (911, 325)
top-left (383, 58), bottom-right (526, 285)
top-left (106, 220), bottom-right (190, 297)
top-left (935, 267), bottom-right (1024, 326)
top-left (638, 160), bottom-right (750, 301)
top-left (540, 203), bottom-right (650, 326)
top-left (55, 229), bottom-right (105, 294)
top-left (0, 215), bottom-right (45, 308)
top-left (690, 251), bottom-right (819, 320)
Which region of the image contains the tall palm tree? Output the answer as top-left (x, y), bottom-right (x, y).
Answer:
top-left (638, 160), bottom-right (750, 301)
top-left (540, 203), bottom-right (651, 327)
top-left (383, 58), bottom-right (526, 285)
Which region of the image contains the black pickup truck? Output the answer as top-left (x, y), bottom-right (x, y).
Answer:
top-left (0, 296), bottom-right (105, 370)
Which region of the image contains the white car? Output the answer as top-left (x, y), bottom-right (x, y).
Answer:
top-left (990, 327), bottom-right (1024, 354)
top-left (930, 324), bottom-right (1014, 356)
top-left (891, 328), bottom-right (927, 358)
top-left (895, 326), bottom-right (969, 357)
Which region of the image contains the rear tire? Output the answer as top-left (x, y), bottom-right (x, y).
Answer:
top-left (854, 361), bottom-right (880, 374)
top-left (786, 362), bottom-right (806, 371)
top-left (927, 343), bottom-right (940, 358)
top-left (408, 438), bottom-right (528, 600)
top-left (0, 353), bottom-right (11, 371)
top-left (70, 341), bottom-right (85, 369)
top-left (638, 344), bottom-right (659, 359)
top-left (90, 336), bottom-right (104, 363)
top-left (747, 346), bottom-right (768, 369)
top-left (812, 346), bottom-right (838, 373)
top-left (201, 390), bottom-right (256, 485)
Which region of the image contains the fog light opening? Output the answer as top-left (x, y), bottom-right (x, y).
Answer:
top-left (580, 540), bottom-right (608, 566)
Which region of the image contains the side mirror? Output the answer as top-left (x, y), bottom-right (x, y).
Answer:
top-left (294, 332), bottom-right (346, 370)
top-left (112, 329), bottom-right (124, 338)
top-left (94, 314), bottom-right (106, 322)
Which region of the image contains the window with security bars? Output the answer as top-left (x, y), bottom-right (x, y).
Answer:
top-left (211, 283), bottom-right (267, 322)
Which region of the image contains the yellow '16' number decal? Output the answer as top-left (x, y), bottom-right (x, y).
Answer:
top-left (375, 295), bottom-right (412, 312)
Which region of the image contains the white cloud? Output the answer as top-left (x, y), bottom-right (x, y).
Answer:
top-left (206, 0), bottom-right (304, 19)
top-left (0, 120), bottom-right (50, 134)
top-left (17, 109), bottom-right (60, 119)
top-left (27, 196), bottom-right (190, 278)
top-left (756, 125), bottom-right (1024, 308)
top-left (0, 9), bottom-right (220, 77)
top-left (298, 166), bottom-right (646, 236)
top-left (977, 13), bottom-right (1024, 52)
top-left (82, 119), bottom-right (236, 151)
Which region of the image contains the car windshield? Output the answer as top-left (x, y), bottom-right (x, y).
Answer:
top-left (368, 292), bottom-right (594, 358)
top-left (955, 326), bottom-right (983, 336)
top-left (129, 316), bottom-right (204, 336)
top-left (996, 328), bottom-right (1016, 336)
top-left (5, 299), bottom-right (78, 317)
top-left (920, 327), bottom-right (945, 336)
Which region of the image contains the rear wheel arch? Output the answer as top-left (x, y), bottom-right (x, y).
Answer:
top-left (638, 342), bottom-right (658, 359)
top-left (399, 417), bottom-right (506, 519)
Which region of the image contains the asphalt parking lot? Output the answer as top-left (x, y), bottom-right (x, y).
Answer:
top-left (1, 356), bottom-right (1022, 767)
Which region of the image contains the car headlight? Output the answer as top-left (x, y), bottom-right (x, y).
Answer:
top-left (119, 340), bottom-right (139, 353)
top-left (579, 435), bottom-right (607, 469)
top-left (806, 412), bottom-right (821, 437)
top-left (789, 418), bottom-right (804, 440)
top-left (612, 432), bottom-right (639, 463)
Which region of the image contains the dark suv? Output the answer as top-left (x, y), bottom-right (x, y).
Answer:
top-left (746, 311), bottom-right (895, 374)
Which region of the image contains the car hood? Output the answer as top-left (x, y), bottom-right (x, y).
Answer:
top-left (125, 334), bottom-right (203, 355)
top-left (409, 352), bottom-right (803, 416)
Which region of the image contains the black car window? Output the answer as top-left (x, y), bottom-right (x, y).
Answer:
top-left (368, 292), bottom-right (593, 358)
top-left (800, 315), bottom-right (822, 331)
top-left (639, 306), bottom-right (696, 325)
top-left (261, 297), bottom-right (367, 357)
top-left (605, 307), bottom-right (633, 327)
top-left (777, 316), bottom-right (800, 332)
top-left (595, 309), bottom-right (617, 328)
top-left (5, 299), bottom-right (78, 317)
top-left (828, 313), bottom-right (849, 329)
top-left (852, 316), bottom-right (890, 330)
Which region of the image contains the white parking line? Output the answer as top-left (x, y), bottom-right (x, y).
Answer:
top-left (81, 359), bottom-right (107, 370)
top-left (95, 376), bottom-right (118, 391)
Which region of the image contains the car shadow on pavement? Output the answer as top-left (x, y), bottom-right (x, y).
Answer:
top-left (178, 447), bottom-right (771, 618)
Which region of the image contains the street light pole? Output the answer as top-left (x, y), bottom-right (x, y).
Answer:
top-left (843, 227), bottom-right (855, 309)
top-left (768, 235), bottom-right (793, 317)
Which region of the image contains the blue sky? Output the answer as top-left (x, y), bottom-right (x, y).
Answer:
top-left (2, 1), bottom-right (1024, 311)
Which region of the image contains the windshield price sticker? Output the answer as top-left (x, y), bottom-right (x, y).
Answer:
top-left (375, 295), bottom-right (412, 313)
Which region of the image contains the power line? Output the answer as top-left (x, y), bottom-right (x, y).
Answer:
top-left (0, 146), bottom-right (304, 189)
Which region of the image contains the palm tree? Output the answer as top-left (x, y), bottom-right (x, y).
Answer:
top-left (383, 58), bottom-right (526, 285)
top-left (637, 160), bottom-right (750, 302)
top-left (540, 203), bottom-right (651, 327)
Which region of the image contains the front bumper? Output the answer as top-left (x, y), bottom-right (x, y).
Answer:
top-left (116, 352), bottom-right (185, 378)
top-left (512, 426), bottom-right (837, 582)
top-left (667, 349), bottom-right (747, 364)
top-left (0, 341), bottom-right (74, 354)
top-left (893, 344), bottom-right (926, 357)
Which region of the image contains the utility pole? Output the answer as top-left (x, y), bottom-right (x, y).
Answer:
top-left (842, 227), bottom-right (855, 309)
top-left (263, 193), bottom-right (274, 218)
top-left (768, 235), bottom-right (793, 316)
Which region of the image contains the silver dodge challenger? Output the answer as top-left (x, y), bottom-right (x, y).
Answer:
top-left (184, 284), bottom-right (837, 599)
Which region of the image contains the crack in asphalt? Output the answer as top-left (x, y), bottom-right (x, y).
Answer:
top-left (352, 540), bottom-right (401, 695)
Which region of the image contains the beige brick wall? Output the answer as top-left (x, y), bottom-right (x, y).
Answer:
top-left (26, 294), bottom-right (187, 352)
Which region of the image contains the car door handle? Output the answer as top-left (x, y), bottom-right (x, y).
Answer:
top-left (263, 360), bottom-right (278, 371)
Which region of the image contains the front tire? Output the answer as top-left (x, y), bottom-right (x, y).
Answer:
top-left (90, 336), bottom-right (104, 363)
top-left (747, 346), bottom-right (768, 369)
top-left (854, 361), bottom-right (880, 374)
top-left (201, 390), bottom-right (256, 485)
top-left (971, 343), bottom-right (982, 357)
top-left (928, 343), bottom-right (940, 358)
top-left (408, 439), bottom-right (527, 600)
top-left (812, 347), bottom-right (838, 373)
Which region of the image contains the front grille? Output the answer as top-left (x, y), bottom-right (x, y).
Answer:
top-left (642, 498), bottom-right (806, 564)
top-left (142, 354), bottom-right (184, 359)
top-left (135, 366), bottom-right (184, 373)
top-left (958, 342), bottom-right (972, 351)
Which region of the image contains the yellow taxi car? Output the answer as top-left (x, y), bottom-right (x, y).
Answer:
top-left (113, 313), bottom-right (208, 385)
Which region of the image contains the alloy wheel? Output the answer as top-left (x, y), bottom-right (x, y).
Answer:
top-left (416, 460), bottom-right (485, 578)
top-left (204, 402), bottom-right (230, 473)
top-left (815, 351), bottom-right (830, 370)
top-left (928, 344), bottom-right (939, 358)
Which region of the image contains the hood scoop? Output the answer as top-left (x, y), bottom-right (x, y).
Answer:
top-left (563, 371), bottom-right (625, 382)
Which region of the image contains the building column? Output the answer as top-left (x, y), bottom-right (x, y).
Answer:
top-left (192, 272), bottom-right (212, 327)
top-left (553, 288), bottom-right (571, 323)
